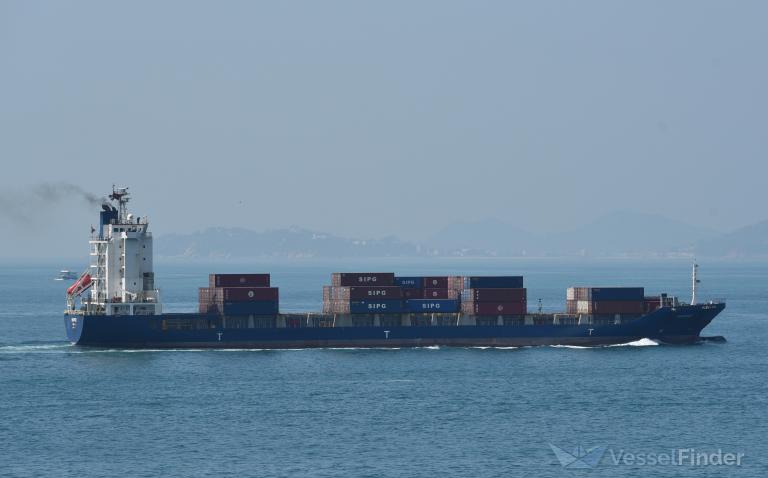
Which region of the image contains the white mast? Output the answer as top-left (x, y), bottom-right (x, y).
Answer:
top-left (691, 261), bottom-right (700, 305)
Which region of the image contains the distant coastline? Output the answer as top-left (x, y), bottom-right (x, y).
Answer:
top-left (154, 212), bottom-right (768, 260)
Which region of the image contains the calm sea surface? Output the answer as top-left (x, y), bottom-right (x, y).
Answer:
top-left (1, 258), bottom-right (766, 477)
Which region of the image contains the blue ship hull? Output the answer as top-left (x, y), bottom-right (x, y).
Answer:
top-left (65, 303), bottom-right (724, 348)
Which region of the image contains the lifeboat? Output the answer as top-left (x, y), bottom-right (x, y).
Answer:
top-left (67, 273), bottom-right (93, 297)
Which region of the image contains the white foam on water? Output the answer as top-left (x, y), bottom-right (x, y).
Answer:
top-left (608, 338), bottom-right (659, 347)
top-left (325, 347), bottom-right (403, 351)
top-left (0, 344), bottom-right (70, 354)
top-left (76, 348), bottom-right (214, 353)
top-left (467, 346), bottom-right (520, 350)
top-left (551, 338), bottom-right (660, 349)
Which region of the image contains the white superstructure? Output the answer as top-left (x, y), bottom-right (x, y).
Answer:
top-left (66, 186), bottom-right (162, 316)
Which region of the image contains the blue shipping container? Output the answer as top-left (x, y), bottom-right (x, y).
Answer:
top-left (349, 300), bottom-right (404, 314)
top-left (405, 299), bottom-right (460, 313)
top-left (221, 301), bottom-right (279, 315)
top-left (463, 276), bottom-right (524, 289)
top-left (395, 276), bottom-right (423, 288)
top-left (590, 287), bottom-right (644, 301)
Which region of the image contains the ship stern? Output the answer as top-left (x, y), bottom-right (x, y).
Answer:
top-left (64, 314), bottom-right (85, 344)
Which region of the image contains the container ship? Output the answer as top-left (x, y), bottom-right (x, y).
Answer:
top-left (64, 187), bottom-right (725, 349)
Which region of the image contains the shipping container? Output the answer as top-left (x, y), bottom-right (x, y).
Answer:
top-left (463, 276), bottom-right (524, 289)
top-left (565, 300), bottom-right (578, 315)
top-left (395, 276), bottom-right (423, 288)
top-left (322, 300), bottom-right (404, 314)
top-left (331, 272), bottom-right (396, 287)
top-left (567, 287), bottom-right (644, 301)
top-left (423, 288), bottom-right (460, 299)
top-left (592, 301), bottom-right (644, 314)
top-left (643, 300), bottom-right (661, 314)
top-left (590, 288), bottom-right (644, 301)
top-left (462, 301), bottom-right (526, 316)
top-left (462, 288), bottom-right (527, 302)
top-left (402, 288), bottom-right (425, 299)
top-left (566, 299), bottom-right (644, 315)
top-left (330, 286), bottom-right (403, 300)
top-left (322, 300), bottom-right (333, 314)
top-left (349, 300), bottom-right (404, 314)
top-left (210, 273), bottom-right (270, 288)
top-left (405, 299), bottom-right (460, 313)
top-left (447, 276), bottom-right (466, 290)
top-left (217, 301), bottom-right (279, 315)
top-left (219, 287), bottom-right (279, 302)
top-left (422, 276), bottom-right (448, 288)
top-left (643, 294), bottom-right (673, 313)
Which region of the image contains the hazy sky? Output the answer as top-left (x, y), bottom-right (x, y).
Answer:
top-left (1, 1), bottom-right (766, 258)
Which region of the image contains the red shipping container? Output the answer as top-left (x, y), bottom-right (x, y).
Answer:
top-left (465, 288), bottom-right (527, 302)
top-left (210, 274), bottom-right (270, 288)
top-left (566, 300), bottom-right (578, 315)
top-left (463, 301), bottom-right (527, 316)
top-left (422, 277), bottom-right (448, 288)
top-left (402, 288), bottom-right (424, 299)
top-left (423, 288), bottom-right (459, 299)
top-left (644, 301), bottom-right (661, 313)
top-left (591, 300), bottom-right (644, 314)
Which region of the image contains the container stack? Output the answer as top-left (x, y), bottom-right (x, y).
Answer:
top-left (566, 287), bottom-right (645, 316)
top-left (323, 273), bottom-right (403, 314)
top-left (395, 276), bottom-right (461, 300)
top-left (322, 273), bottom-right (463, 314)
top-left (642, 293), bottom-right (672, 314)
top-left (459, 276), bottom-right (526, 316)
top-left (200, 273), bottom-right (279, 315)
top-left (404, 276), bottom-right (462, 313)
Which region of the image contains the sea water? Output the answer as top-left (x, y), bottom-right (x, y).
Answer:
top-left (0, 258), bottom-right (766, 477)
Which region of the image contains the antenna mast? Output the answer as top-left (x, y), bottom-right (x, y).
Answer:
top-left (109, 185), bottom-right (130, 223)
top-left (691, 261), bottom-right (700, 305)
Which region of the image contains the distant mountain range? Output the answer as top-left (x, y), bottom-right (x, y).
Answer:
top-left (696, 220), bottom-right (768, 257)
top-left (155, 212), bottom-right (768, 259)
top-left (157, 226), bottom-right (423, 259)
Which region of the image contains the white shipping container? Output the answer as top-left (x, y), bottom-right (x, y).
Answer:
top-left (577, 300), bottom-right (591, 314)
